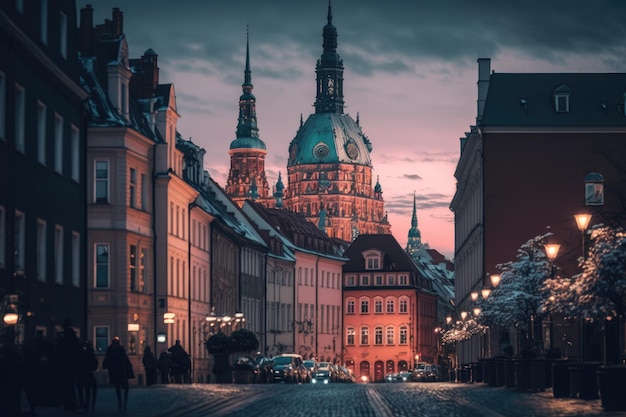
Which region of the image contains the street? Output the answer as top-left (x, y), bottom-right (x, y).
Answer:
top-left (26, 381), bottom-right (621, 417)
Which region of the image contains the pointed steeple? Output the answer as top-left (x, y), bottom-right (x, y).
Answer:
top-left (406, 191), bottom-right (422, 254)
top-left (234, 25), bottom-right (263, 143)
top-left (314, 0), bottom-right (345, 114)
top-left (274, 171), bottom-right (284, 208)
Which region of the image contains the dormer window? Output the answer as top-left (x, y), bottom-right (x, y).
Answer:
top-left (553, 84), bottom-right (571, 113)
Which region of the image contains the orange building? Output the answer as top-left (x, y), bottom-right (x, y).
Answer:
top-left (342, 234), bottom-right (438, 383)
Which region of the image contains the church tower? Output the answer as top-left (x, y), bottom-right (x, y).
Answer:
top-left (406, 192), bottom-right (423, 255)
top-left (226, 27), bottom-right (272, 207)
top-left (283, 1), bottom-right (391, 241)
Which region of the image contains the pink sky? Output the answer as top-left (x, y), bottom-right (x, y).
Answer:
top-left (83, 0), bottom-right (626, 260)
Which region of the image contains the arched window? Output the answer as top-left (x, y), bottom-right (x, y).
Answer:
top-left (346, 327), bottom-right (355, 345)
top-left (374, 326), bottom-right (383, 345)
top-left (360, 326), bottom-right (369, 345)
top-left (399, 326), bottom-right (408, 345)
top-left (386, 326), bottom-right (395, 345)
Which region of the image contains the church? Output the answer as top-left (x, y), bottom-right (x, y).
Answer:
top-left (226, 2), bottom-right (391, 242)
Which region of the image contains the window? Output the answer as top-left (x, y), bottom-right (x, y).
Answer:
top-left (386, 299), bottom-right (394, 314)
top-left (346, 300), bottom-right (355, 314)
top-left (14, 210), bottom-right (25, 273)
top-left (140, 174), bottom-right (147, 210)
top-left (399, 298), bottom-right (408, 314)
top-left (346, 275), bottom-right (355, 286)
top-left (375, 275), bottom-right (383, 285)
top-left (388, 275), bottom-right (395, 285)
top-left (95, 244), bottom-right (109, 288)
top-left (95, 161), bottom-right (109, 203)
top-left (37, 101), bottom-right (46, 164)
top-left (399, 275), bottom-right (408, 285)
top-left (346, 328), bottom-right (355, 345)
top-left (361, 275), bottom-right (369, 286)
top-left (54, 225), bottom-right (63, 284)
top-left (360, 299), bottom-right (369, 314)
top-left (374, 299), bottom-right (383, 314)
top-left (94, 326), bottom-right (109, 353)
top-left (140, 248), bottom-right (147, 293)
top-left (386, 327), bottom-right (395, 345)
top-left (0, 206), bottom-right (5, 267)
top-left (129, 168), bottom-right (136, 208)
top-left (59, 11), bottom-right (67, 59)
top-left (71, 232), bottom-right (79, 286)
top-left (374, 327), bottom-right (383, 345)
top-left (71, 125), bottom-right (79, 181)
top-left (365, 257), bottom-right (379, 270)
top-left (360, 327), bottom-right (369, 345)
top-left (40, 0), bottom-right (48, 44)
top-left (37, 219), bottom-right (47, 282)
top-left (54, 113), bottom-right (63, 174)
top-left (130, 245), bottom-right (137, 291)
top-left (0, 71), bottom-right (5, 140)
top-left (553, 85), bottom-right (571, 113)
top-left (399, 326), bottom-right (408, 345)
top-left (15, 83), bottom-right (25, 153)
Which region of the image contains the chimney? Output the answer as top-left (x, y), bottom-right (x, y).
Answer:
top-left (476, 58), bottom-right (491, 124)
top-left (79, 4), bottom-right (94, 56)
top-left (112, 8), bottom-right (124, 38)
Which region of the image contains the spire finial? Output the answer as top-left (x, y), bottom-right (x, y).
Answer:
top-left (327, 0), bottom-right (332, 24)
top-left (244, 24), bottom-right (251, 86)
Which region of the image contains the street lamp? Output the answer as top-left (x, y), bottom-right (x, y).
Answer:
top-left (490, 274), bottom-right (501, 288)
top-left (543, 242), bottom-right (560, 350)
top-left (573, 214), bottom-right (592, 258)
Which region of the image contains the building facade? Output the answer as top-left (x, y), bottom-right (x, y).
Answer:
top-left (451, 58), bottom-right (626, 364)
top-left (342, 234), bottom-right (438, 382)
top-left (283, 3), bottom-right (391, 242)
top-left (0, 0), bottom-right (88, 346)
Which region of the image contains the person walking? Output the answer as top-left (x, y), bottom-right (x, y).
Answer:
top-left (103, 336), bottom-right (134, 413)
top-left (142, 346), bottom-right (157, 386)
top-left (168, 340), bottom-right (188, 384)
top-left (77, 340), bottom-right (98, 412)
top-left (157, 351), bottom-right (170, 384)
top-left (53, 326), bottom-right (82, 411)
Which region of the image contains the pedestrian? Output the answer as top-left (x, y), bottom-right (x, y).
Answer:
top-left (142, 346), bottom-right (157, 386)
top-left (157, 351), bottom-right (170, 384)
top-left (77, 340), bottom-right (98, 412)
top-left (53, 326), bottom-right (82, 411)
top-left (168, 340), bottom-right (188, 384)
top-left (102, 336), bottom-right (134, 413)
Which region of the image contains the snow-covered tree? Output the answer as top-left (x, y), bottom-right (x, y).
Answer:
top-left (543, 225), bottom-right (626, 320)
top-left (478, 233), bottom-right (552, 332)
top-left (441, 318), bottom-right (486, 345)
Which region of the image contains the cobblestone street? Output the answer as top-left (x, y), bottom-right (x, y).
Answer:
top-left (24, 381), bottom-right (624, 417)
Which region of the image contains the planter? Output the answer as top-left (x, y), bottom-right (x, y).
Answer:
top-left (596, 365), bottom-right (626, 412)
top-left (551, 359), bottom-right (571, 398)
top-left (483, 358), bottom-right (496, 386)
top-left (568, 362), bottom-right (601, 400)
top-left (494, 357), bottom-right (506, 387)
top-left (503, 358), bottom-right (515, 388)
top-left (514, 358), bottom-right (531, 391)
top-left (530, 358), bottom-right (546, 392)
top-left (233, 369), bottom-right (254, 384)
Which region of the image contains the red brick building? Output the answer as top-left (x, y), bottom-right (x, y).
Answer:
top-left (342, 234), bottom-right (438, 382)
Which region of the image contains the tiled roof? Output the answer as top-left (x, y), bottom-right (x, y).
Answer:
top-left (482, 73), bottom-right (626, 126)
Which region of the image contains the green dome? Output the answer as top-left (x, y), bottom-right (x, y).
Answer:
top-left (287, 113), bottom-right (371, 167)
top-left (230, 137), bottom-right (267, 150)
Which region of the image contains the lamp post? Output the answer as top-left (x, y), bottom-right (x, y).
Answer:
top-left (573, 214), bottom-right (592, 362)
top-left (543, 242), bottom-right (560, 350)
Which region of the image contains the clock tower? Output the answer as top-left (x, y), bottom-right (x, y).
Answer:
top-left (284, 1), bottom-right (391, 242)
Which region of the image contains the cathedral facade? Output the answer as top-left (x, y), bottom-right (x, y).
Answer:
top-left (283, 3), bottom-right (391, 241)
top-left (226, 4), bottom-right (391, 241)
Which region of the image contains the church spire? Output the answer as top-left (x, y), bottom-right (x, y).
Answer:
top-left (235, 25), bottom-right (259, 140)
top-left (314, 0), bottom-right (345, 114)
top-left (406, 191), bottom-right (422, 254)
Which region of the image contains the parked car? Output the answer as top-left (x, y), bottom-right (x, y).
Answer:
top-left (411, 363), bottom-right (439, 382)
top-left (254, 355), bottom-right (274, 383)
top-left (317, 361), bottom-right (339, 383)
top-left (385, 373), bottom-right (398, 383)
top-left (271, 354), bottom-right (305, 383)
top-left (396, 371), bottom-right (412, 382)
top-left (311, 368), bottom-right (331, 384)
top-left (303, 359), bottom-right (318, 373)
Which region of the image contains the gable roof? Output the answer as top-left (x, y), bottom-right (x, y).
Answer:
top-left (343, 234), bottom-right (417, 272)
top-left (481, 73), bottom-right (626, 127)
